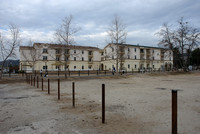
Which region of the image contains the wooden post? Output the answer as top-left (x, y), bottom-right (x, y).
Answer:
top-left (34, 77), bottom-right (35, 86)
top-left (31, 75), bottom-right (32, 86)
top-left (58, 79), bottom-right (60, 100)
top-left (48, 79), bottom-right (50, 94)
top-left (172, 90), bottom-right (178, 134)
top-left (42, 78), bottom-right (43, 91)
top-left (72, 82), bottom-right (75, 107)
top-left (37, 76), bottom-right (39, 88)
top-left (102, 84), bottom-right (105, 123)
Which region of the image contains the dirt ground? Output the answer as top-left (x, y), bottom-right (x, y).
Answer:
top-left (0, 72), bottom-right (200, 134)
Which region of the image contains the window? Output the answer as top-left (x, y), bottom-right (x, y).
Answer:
top-left (135, 64), bottom-right (137, 69)
top-left (152, 56), bottom-right (154, 60)
top-left (135, 48), bottom-right (137, 52)
top-left (82, 50), bottom-right (84, 54)
top-left (82, 57), bottom-right (84, 61)
top-left (112, 55), bottom-right (114, 59)
top-left (56, 49), bottom-right (60, 54)
top-left (112, 48), bottom-right (114, 52)
top-left (153, 65), bottom-right (155, 68)
top-left (74, 57), bottom-right (76, 61)
top-left (56, 66), bottom-right (60, 69)
top-left (74, 66), bottom-right (76, 69)
top-left (89, 51), bottom-right (92, 55)
top-left (56, 56), bottom-right (60, 61)
top-left (43, 56), bottom-right (47, 61)
top-left (89, 58), bottom-right (92, 62)
top-left (128, 48), bottom-right (130, 52)
top-left (65, 49), bottom-right (69, 54)
top-left (65, 56), bottom-right (68, 61)
top-left (74, 50), bottom-right (76, 54)
top-left (82, 66), bottom-right (84, 70)
top-left (101, 52), bottom-right (104, 56)
top-left (140, 49), bottom-right (144, 53)
top-left (128, 64), bottom-right (130, 68)
top-left (128, 55), bottom-right (130, 59)
top-left (43, 48), bottom-right (48, 53)
top-left (88, 65), bottom-right (92, 69)
top-left (43, 66), bottom-right (48, 70)
top-left (135, 55), bottom-right (137, 59)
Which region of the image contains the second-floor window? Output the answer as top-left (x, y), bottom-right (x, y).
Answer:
top-left (56, 56), bottom-right (60, 61)
top-left (74, 50), bottom-right (76, 54)
top-left (43, 48), bottom-right (48, 53)
top-left (135, 55), bottom-right (137, 59)
top-left (82, 57), bottom-right (84, 61)
top-left (74, 57), bottom-right (76, 61)
top-left (43, 56), bottom-right (47, 61)
top-left (128, 55), bottom-right (130, 59)
top-left (56, 49), bottom-right (61, 54)
top-left (82, 50), bottom-right (84, 54)
top-left (89, 58), bottom-right (92, 62)
top-left (128, 64), bottom-right (130, 68)
top-left (134, 48), bottom-right (137, 52)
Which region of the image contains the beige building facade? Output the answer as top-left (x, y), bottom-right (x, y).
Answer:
top-left (19, 43), bottom-right (173, 72)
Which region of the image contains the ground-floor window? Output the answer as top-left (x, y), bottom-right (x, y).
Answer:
top-left (135, 64), bottom-right (137, 68)
top-left (82, 66), bottom-right (84, 70)
top-left (74, 66), bottom-right (76, 69)
top-left (56, 66), bottom-right (60, 69)
top-left (88, 65), bottom-right (92, 69)
top-left (43, 66), bottom-right (48, 70)
top-left (128, 64), bottom-right (130, 68)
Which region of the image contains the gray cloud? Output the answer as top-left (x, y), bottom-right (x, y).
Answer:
top-left (0, 0), bottom-right (199, 48)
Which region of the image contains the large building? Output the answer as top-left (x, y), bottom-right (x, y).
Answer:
top-left (19, 43), bottom-right (173, 72)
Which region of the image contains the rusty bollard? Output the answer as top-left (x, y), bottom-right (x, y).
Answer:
top-left (102, 84), bottom-right (105, 124)
top-left (172, 90), bottom-right (178, 134)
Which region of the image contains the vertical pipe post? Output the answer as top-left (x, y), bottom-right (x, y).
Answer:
top-left (172, 90), bottom-right (178, 134)
top-left (72, 82), bottom-right (75, 107)
top-left (48, 79), bottom-right (50, 94)
top-left (34, 77), bottom-right (35, 86)
top-left (37, 76), bottom-right (39, 88)
top-left (31, 75), bottom-right (32, 86)
top-left (58, 79), bottom-right (60, 100)
top-left (102, 84), bottom-right (105, 124)
top-left (42, 78), bottom-right (43, 91)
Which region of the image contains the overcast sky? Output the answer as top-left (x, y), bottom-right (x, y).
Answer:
top-left (0, 0), bottom-right (200, 49)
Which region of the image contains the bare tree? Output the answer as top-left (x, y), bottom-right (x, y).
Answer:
top-left (0, 24), bottom-right (20, 79)
top-left (156, 17), bottom-right (200, 70)
top-left (55, 15), bottom-right (81, 45)
top-left (54, 15), bottom-right (81, 77)
top-left (107, 15), bottom-right (127, 73)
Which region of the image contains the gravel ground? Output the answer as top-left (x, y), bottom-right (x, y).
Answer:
top-left (0, 72), bottom-right (200, 134)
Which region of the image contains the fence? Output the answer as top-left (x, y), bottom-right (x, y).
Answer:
top-left (2, 68), bottom-right (167, 78)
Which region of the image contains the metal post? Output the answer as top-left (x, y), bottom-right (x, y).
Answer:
top-left (42, 78), bottom-right (43, 91)
top-left (72, 82), bottom-right (75, 107)
top-left (48, 79), bottom-right (50, 94)
top-left (31, 75), bottom-right (32, 86)
top-left (37, 76), bottom-right (39, 88)
top-left (58, 79), bottom-right (60, 100)
top-left (34, 77), bottom-right (35, 86)
top-left (172, 90), bottom-right (178, 134)
top-left (102, 84), bottom-right (105, 123)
